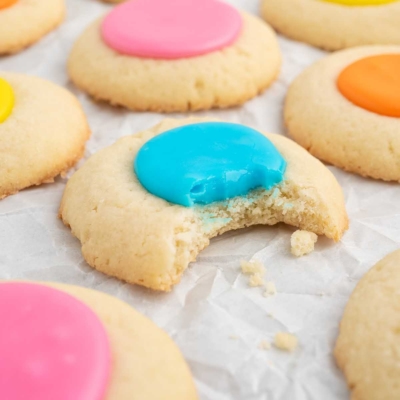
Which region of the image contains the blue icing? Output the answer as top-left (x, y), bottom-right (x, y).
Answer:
top-left (134, 122), bottom-right (287, 207)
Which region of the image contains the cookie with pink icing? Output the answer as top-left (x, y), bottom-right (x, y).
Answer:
top-left (0, 282), bottom-right (198, 400)
top-left (68, 0), bottom-right (281, 112)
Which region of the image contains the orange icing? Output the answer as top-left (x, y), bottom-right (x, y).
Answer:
top-left (0, 0), bottom-right (17, 10)
top-left (337, 54), bottom-right (400, 118)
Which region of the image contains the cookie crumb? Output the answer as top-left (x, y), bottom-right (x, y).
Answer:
top-left (229, 335), bottom-right (239, 340)
top-left (258, 340), bottom-right (271, 350)
top-left (241, 260), bottom-right (266, 287)
top-left (274, 332), bottom-right (298, 352)
top-left (291, 230), bottom-right (318, 257)
top-left (249, 273), bottom-right (265, 287)
top-left (263, 282), bottom-right (277, 297)
top-left (241, 260), bottom-right (266, 275)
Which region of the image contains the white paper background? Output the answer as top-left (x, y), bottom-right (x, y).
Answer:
top-left (1, 1), bottom-right (400, 399)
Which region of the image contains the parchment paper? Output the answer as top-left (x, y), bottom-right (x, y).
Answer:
top-left (2, 1), bottom-right (399, 399)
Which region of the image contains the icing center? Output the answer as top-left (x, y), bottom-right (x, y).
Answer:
top-left (320, 0), bottom-right (398, 6)
top-left (0, 78), bottom-right (14, 123)
top-left (337, 54), bottom-right (400, 117)
top-left (134, 122), bottom-right (287, 207)
top-left (0, 283), bottom-right (111, 400)
top-left (101, 0), bottom-right (243, 59)
top-left (0, 0), bottom-right (17, 10)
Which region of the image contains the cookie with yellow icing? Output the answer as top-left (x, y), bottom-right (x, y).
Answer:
top-left (285, 45), bottom-right (400, 181)
top-left (0, 73), bottom-right (90, 199)
top-left (335, 249), bottom-right (400, 400)
top-left (68, 0), bottom-right (281, 112)
top-left (260, 0), bottom-right (400, 50)
top-left (60, 117), bottom-right (348, 292)
top-left (0, 0), bottom-right (65, 55)
top-left (0, 281), bottom-right (198, 400)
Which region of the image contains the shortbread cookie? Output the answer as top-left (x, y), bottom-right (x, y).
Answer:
top-left (0, 281), bottom-right (197, 400)
top-left (68, 0), bottom-right (281, 112)
top-left (0, 73), bottom-right (90, 199)
top-left (0, 0), bottom-right (65, 55)
top-left (60, 118), bottom-right (348, 292)
top-left (335, 249), bottom-right (400, 400)
top-left (285, 46), bottom-right (400, 181)
top-left (260, 0), bottom-right (400, 51)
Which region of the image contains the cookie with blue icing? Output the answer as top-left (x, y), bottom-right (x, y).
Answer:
top-left (60, 118), bottom-right (348, 291)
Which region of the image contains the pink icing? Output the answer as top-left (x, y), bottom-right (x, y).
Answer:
top-left (101, 0), bottom-right (243, 59)
top-left (0, 283), bottom-right (111, 400)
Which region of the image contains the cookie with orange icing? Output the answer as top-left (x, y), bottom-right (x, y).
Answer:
top-left (285, 46), bottom-right (400, 181)
top-left (68, 0), bottom-right (281, 112)
top-left (0, 0), bottom-right (65, 54)
top-left (0, 281), bottom-right (198, 400)
top-left (0, 73), bottom-right (90, 199)
top-left (261, 0), bottom-right (400, 51)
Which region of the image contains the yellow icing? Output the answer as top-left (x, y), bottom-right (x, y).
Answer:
top-left (0, 78), bottom-right (14, 123)
top-left (321, 0), bottom-right (398, 5)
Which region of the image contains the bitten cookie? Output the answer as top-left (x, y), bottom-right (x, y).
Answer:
top-left (60, 118), bottom-right (348, 292)
top-left (260, 0), bottom-right (400, 51)
top-left (0, 0), bottom-right (65, 55)
top-left (285, 46), bottom-right (400, 181)
top-left (0, 281), bottom-right (198, 400)
top-left (68, 0), bottom-right (281, 112)
top-left (0, 73), bottom-right (90, 199)
top-left (335, 249), bottom-right (400, 400)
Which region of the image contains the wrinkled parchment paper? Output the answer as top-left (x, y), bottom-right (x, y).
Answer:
top-left (2, 1), bottom-right (399, 399)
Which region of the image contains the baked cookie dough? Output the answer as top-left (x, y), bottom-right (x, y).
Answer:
top-left (285, 45), bottom-right (400, 181)
top-left (0, 72), bottom-right (90, 199)
top-left (335, 249), bottom-right (400, 400)
top-left (0, 0), bottom-right (65, 55)
top-left (60, 117), bottom-right (348, 292)
top-left (260, 0), bottom-right (400, 51)
top-left (0, 281), bottom-right (197, 400)
top-left (68, 0), bottom-right (281, 112)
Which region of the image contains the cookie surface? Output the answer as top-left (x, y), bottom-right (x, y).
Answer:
top-left (0, 73), bottom-right (90, 199)
top-left (60, 117), bottom-right (348, 292)
top-left (68, 6), bottom-right (281, 112)
top-left (0, 0), bottom-right (65, 54)
top-left (0, 282), bottom-right (198, 400)
top-left (260, 0), bottom-right (400, 51)
top-left (335, 249), bottom-right (400, 400)
top-left (285, 45), bottom-right (400, 181)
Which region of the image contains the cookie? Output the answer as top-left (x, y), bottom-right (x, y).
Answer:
top-left (0, 281), bottom-right (198, 400)
top-left (68, 0), bottom-right (281, 112)
top-left (260, 0), bottom-right (400, 51)
top-left (60, 117), bottom-right (348, 292)
top-left (0, 0), bottom-right (65, 55)
top-left (335, 249), bottom-right (400, 400)
top-left (285, 46), bottom-right (400, 181)
top-left (0, 72), bottom-right (90, 199)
